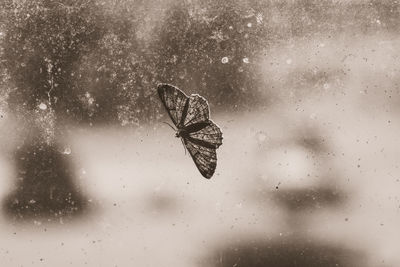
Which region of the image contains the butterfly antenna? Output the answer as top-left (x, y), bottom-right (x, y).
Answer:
top-left (162, 121), bottom-right (176, 131)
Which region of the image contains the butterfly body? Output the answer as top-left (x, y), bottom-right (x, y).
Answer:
top-left (157, 84), bottom-right (223, 178)
top-left (175, 128), bottom-right (189, 138)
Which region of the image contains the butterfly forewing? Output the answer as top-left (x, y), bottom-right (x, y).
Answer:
top-left (157, 84), bottom-right (189, 126)
top-left (182, 94), bottom-right (210, 127)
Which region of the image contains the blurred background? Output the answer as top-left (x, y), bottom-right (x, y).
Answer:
top-left (1, 0), bottom-right (400, 266)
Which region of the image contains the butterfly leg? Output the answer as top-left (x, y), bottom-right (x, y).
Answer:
top-left (180, 138), bottom-right (187, 155)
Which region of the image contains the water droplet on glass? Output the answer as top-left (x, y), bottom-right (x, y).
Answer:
top-left (62, 147), bottom-right (72, 155)
top-left (310, 113), bottom-right (317, 120)
top-left (38, 103), bottom-right (47, 110)
top-left (221, 57), bottom-right (229, 64)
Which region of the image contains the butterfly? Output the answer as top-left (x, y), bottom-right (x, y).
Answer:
top-left (157, 83), bottom-right (223, 178)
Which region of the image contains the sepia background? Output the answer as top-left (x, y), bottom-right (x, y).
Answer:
top-left (1, 0), bottom-right (400, 266)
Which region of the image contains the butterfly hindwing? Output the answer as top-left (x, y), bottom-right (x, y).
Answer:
top-left (187, 120), bottom-right (223, 149)
top-left (157, 84), bottom-right (189, 126)
top-left (184, 139), bottom-right (217, 179)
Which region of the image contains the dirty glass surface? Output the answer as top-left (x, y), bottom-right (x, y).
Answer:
top-left (0, 0), bottom-right (399, 266)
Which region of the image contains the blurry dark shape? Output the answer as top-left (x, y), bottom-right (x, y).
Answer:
top-left (3, 138), bottom-right (86, 221)
top-left (0, 0), bottom-right (108, 221)
top-left (151, 0), bottom-right (271, 110)
top-left (205, 239), bottom-right (366, 267)
top-left (298, 136), bottom-right (327, 153)
top-left (272, 187), bottom-right (344, 211)
top-left (147, 192), bottom-right (178, 215)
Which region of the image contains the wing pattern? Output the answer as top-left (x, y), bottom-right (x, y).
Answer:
top-left (157, 84), bottom-right (189, 126)
top-left (185, 140), bottom-right (217, 179)
top-left (188, 121), bottom-right (223, 148)
top-left (182, 94), bottom-right (209, 126)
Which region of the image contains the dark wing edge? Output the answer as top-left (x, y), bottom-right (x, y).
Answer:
top-left (157, 83), bottom-right (189, 126)
top-left (184, 139), bottom-right (218, 179)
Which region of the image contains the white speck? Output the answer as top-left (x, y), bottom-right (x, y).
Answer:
top-left (286, 58), bottom-right (292, 65)
top-left (257, 132), bottom-right (267, 142)
top-left (38, 103), bottom-right (47, 110)
top-left (376, 19), bottom-right (381, 25)
top-left (242, 57), bottom-right (249, 64)
top-left (0, 32), bottom-right (3, 36)
top-left (228, 26), bottom-right (233, 30)
top-left (256, 14), bottom-right (263, 24)
top-left (29, 199), bottom-right (36, 204)
top-left (221, 57), bottom-right (229, 64)
top-left (82, 169), bottom-right (86, 175)
top-left (88, 97), bottom-right (95, 105)
top-left (247, 22), bottom-right (252, 28)
top-left (62, 147), bottom-right (72, 155)
top-left (319, 43), bottom-right (325, 48)
top-left (323, 83), bottom-right (330, 89)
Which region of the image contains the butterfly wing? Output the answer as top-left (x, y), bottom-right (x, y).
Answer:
top-left (184, 120), bottom-right (223, 179)
top-left (157, 83), bottom-right (189, 127)
top-left (181, 94), bottom-right (210, 127)
top-left (185, 120), bottom-right (223, 149)
top-left (184, 138), bottom-right (218, 179)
